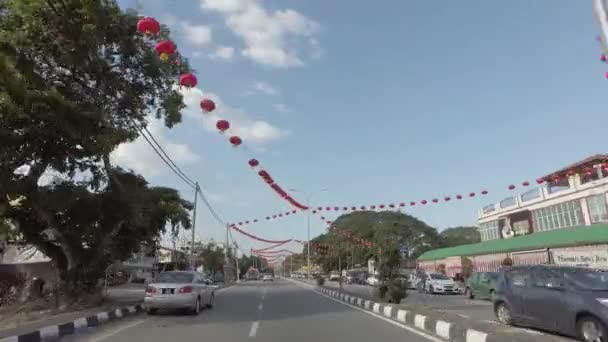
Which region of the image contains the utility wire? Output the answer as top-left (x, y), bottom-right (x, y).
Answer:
top-left (127, 118), bottom-right (227, 226)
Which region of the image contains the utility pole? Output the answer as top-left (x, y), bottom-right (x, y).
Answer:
top-left (190, 182), bottom-right (199, 271)
top-left (290, 255), bottom-right (293, 275)
top-left (307, 196), bottom-right (311, 280)
top-left (234, 242), bottom-right (240, 282)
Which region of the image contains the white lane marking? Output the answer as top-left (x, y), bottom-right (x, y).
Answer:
top-left (314, 291), bottom-right (444, 342)
top-left (456, 313), bottom-right (470, 319)
top-left (249, 321), bottom-right (259, 338)
top-left (258, 303), bottom-right (263, 311)
top-left (88, 319), bottom-right (146, 342)
top-left (466, 329), bottom-right (488, 342)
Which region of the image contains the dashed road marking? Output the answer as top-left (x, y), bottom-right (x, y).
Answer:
top-left (249, 321), bottom-right (259, 338)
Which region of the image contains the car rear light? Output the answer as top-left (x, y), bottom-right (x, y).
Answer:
top-left (179, 286), bottom-right (193, 293)
top-left (145, 286), bottom-right (157, 295)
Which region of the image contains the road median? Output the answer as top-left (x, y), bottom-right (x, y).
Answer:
top-left (300, 280), bottom-right (569, 342)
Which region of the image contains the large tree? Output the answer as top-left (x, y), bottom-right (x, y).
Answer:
top-left (0, 0), bottom-right (193, 293)
top-left (310, 211), bottom-right (442, 272)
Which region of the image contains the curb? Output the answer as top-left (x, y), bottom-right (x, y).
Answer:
top-left (315, 287), bottom-right (534, 342)
top-left (0, 304), bottom-right (144, 342)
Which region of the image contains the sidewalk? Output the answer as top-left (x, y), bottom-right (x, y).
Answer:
top-left (0, 285), bottom-right (144, 339)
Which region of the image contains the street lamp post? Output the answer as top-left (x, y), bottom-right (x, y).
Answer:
top-left (289, 188), bottom-right (327, 281)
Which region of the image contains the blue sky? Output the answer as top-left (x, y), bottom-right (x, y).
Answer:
top-left (113, 0), bottom-right (607, 255)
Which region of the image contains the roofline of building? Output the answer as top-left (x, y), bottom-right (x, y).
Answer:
top-left (541, 154), bottom-right (608, 180)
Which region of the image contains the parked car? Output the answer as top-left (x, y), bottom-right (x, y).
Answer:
top-left (329, 272), bottom-right (341, 281)
top-left (493, 265), bottom-right (608, 342)
top-left (144, 271), bottom-right (214, 315)
top-left (262, 273), bottom-right (274, 282)
top-left (422, 273), bottom-right (459, 294)
top-left (465, 272), bottom-right (498, 300)
top-left (367, 275), bottom-right (379, 286)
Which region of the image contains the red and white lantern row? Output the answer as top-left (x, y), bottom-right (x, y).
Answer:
top-left (230, 224), bottom-right (291, 244)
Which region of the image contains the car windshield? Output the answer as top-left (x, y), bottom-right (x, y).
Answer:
top-left (157, 272), bottom-right (194, 284)
top-left (430, 273), bottom-right (450, 280)
top-left (564, 270), bottom-right (608, 291)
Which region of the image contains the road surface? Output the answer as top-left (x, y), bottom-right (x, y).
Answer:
top-left (62, 280), bottom-right (440, 342)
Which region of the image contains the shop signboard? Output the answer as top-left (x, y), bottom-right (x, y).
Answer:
top-left (552, 249), bottom-right (608, 268)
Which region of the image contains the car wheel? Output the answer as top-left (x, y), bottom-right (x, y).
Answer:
top-left (489, 290), bottom-right (495, 302)
top-left (577, 315), bottom-right (607, 342)
top-left (191, 297), bottom-right (201, 315)
top-left (495, 302), bottom-right (513, 325)
top-left (146, 308), bottom-right (157, 315)
top-left (428, 285), bottom-right (434, 294)
top-left (207, 293), bottom-right (214, 309)
top-left (465, 287), bottom-right (474, 299)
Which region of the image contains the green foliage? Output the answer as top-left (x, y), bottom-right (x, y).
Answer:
top-left (439, 226), bottom-right (480, 248)
top-left (387, 278), bottom-right (407, 304)
top-left (0, 0), bottom-right (193, 293)
top-left (193, 241), bottom-right (225, 275)
top-left (310, 211), bottom-right (442, 272)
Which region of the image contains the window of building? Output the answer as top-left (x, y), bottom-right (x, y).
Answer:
top-left (521, 188), bottom-right (541, 202)
top-left (478, 220), bottom-right (499, 241)
top-left (500, 196), bottom-right (517, 208)
top-left (547, 179), bottom-right (571, 194)
top-left (587, 194), bottom-right (608, 223)
top-left (532, 199), bottom-right (583, 232)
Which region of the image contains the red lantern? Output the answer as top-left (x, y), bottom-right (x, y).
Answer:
top-left (229, 136), bottom-right (242, 147)
top-left (334, 207), bottom-right (339, 211)
top-left (155, 40), bottom-right (176, 61)
top-left (245, 221), bottom-right (249, 224)
top-left (410, 201), bottom-right (416, 206)
top-left (272, 215), bottom-right (277, 218)
top-left (389, 204), bottom-right (395, 208)
top-left (216, 119), bottom-right (229, 132)
top-left (248, 159), bottom-right (259, 167)
top-left (292, 210), bottom-right (296, 214)
top-left (522, 181), bottom-right (530, 187)
top-left (325, 207), bottom-right (331, 211)
top-left (200, 98), bottom-right (216, 113)
top-left (370, 205), bottom-right (376, 209)
top-left (508, 184), bottom-right (515, 190)
top-left (360, 206), bottom-right (366, 210)
top-left (321, 216), bottom-right (325, 220)
top-left (421, 200), bottom-right (428, 205)
top-left (432, 198), bottom-right (438, 203)
top-left (469, 192), bottom-right (475, 197)
top-left (238, 222), bottom-right (243, 225)
top-left (399, 202), bottom-right (405, 207)
top-left (253, 219), bottom-right (258, 223)
top-left (312, 210), bottom-right (317, 214)
top-left (481, 190), bottom-right (488, 195)
top-left (317, 207), bottom-right (323, 211)
top-left (285, 212), bottom-right (290, 216)
top-left (351, 206), bottom-right (357, 210)
top-left (137, 17), bottom-right (160, 35)
top-left (379, 204), bottom-right (385, 209)
top-left (444, 196), bottom-right (451, 201)
top-left (603, 54), bottom-right (607, 62)
top-left (279, 214), bottom-right (283, 217)
top-left (179, 73), bottom-right (197, 88)
top-left (266, 216), bottom-right (270, 220)
top-left (456, 195), bottom-right (462, 200)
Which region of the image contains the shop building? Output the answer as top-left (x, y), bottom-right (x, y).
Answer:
top-left (418, 154), bottom-right (608, 277)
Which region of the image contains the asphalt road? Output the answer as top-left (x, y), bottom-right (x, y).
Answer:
top-left (61, 280), bottom-right (441, 342)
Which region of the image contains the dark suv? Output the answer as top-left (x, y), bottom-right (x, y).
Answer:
top-left (493, 265), bottom-right (608, 341)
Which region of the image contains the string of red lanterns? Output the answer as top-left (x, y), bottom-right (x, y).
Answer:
top-left (230, 224), bottom-right (292, 244)
top-left (252, 240), bottom-right (293, 252)
top-left (253, 249), bottom-right (296, 256)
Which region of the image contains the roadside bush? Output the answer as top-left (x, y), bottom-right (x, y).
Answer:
top-left (316, 277), bottom-right (325, 286)
top-left (0, 273), bottom-right (26, 307)
top-left (387, 278), bottom-right (407, 304)
top-left (378, 283), bottom-right (388, 299)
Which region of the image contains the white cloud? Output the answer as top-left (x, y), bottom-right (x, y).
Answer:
top-left (200, 0), bottom-right (320, 68)
top-left (252, 81), bottom-right (278, 95)
top-left (208, 46), bottom-right (235, 61)
top-left (111, 119), bottom-right (201, 177)
top-left (180, 86), bottom-right (289, 145)
top-left (181, 22), bottom-right (212, 46)
top-left (272, 103), bottom-right (290, 112)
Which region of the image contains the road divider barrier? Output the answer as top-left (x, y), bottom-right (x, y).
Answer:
top-left (313, 286), bottom-right (555, 342)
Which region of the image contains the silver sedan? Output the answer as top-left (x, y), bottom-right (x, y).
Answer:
top-left (144, 271), bottom-right (215, 315)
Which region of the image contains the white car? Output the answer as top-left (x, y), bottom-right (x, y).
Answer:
top-left (144, 271), bottom-right (214, 315)
top-left (262, 274), bottom-right (274, 282)
top-left (423, 273), bottom-right (459, 294)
